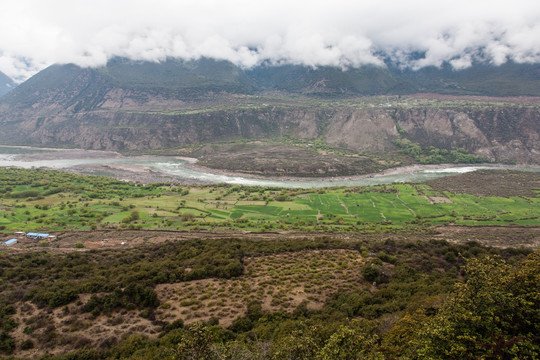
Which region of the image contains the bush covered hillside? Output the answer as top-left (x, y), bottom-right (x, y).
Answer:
top-left (0, 237), bottom-right (538, 359)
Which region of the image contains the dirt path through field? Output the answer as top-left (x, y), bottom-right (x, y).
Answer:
top-left (3, 226), bottom-right (540, 254)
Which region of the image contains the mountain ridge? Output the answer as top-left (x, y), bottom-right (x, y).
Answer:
top-left (4, 58), bottom-right (540, 101)
top-left (0, 70), bottom-right (15, 98)
top-left (0, 58), bottom-right (539, 166)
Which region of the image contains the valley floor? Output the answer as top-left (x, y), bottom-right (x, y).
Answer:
top-left (2, 144), bottom-right (537, 186)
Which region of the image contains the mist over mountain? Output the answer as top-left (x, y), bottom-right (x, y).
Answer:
top-left (2, 0), bottom-right (540, 83)
top-left (0, 70), bottom-right (14, 97)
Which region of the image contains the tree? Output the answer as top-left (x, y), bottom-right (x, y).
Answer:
top-left (381, 309), bottom-right (430, 358)
top-left (413, 253), bottom-right (540, 359)
top-left (317, 319), bottom-right (382, 360)
top-left (271, 328), bottom-right (320, 360)
top-left (173, 323), bottom-right (213, 360)
top-left (122, 210), bottom-right (140, 223)
top-left (362, 263), bottom-right (382, 283)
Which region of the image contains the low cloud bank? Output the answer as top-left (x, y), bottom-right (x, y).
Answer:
top-left (1, 0), bottom-right (539, 82)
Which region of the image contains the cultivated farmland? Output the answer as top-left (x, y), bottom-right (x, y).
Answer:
top-left (0, 168), bottom-right (538, 238)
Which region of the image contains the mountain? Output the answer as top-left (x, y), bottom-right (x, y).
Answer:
top-left (0, 58), bottom-right (539, 164)
top-left (0, 58), bottom-right (254, 109)
top-left (101, 57), bottom-right (254, 94)
top-left (246, 64), bottom-right (400, 94)
top-left (0, 70), bottom-right (15, 97)
top-left (397, 62), bottom-right (540, 96)
top-left (248, 62), bottom-right (540, 96)
top-left (3, 57), bottom-right (540, 103)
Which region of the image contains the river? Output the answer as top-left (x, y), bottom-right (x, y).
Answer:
top-left (0, 146), bottom-right (538, 188)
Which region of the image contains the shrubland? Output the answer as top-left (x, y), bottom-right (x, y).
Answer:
top-left (0, 237), bottom-right (537, 359)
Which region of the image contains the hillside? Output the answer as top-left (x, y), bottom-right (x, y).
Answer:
top-left (0, 59), bottom-right (539, 166)
top-left (0, 70), bottom-right (15, 98)
top-left (247, 61), bottom-right (540, 96)
top-left (0, 168), bottom-right (539, 359)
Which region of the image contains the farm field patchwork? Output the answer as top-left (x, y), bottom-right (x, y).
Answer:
top-left (0, 168), bottom-right (539, 237)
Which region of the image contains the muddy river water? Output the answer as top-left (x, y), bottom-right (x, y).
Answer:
top-left (0, 146), bottom-right (538, 188)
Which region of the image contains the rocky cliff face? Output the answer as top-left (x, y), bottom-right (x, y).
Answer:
top-left (0, 98), bottom-right (539, 164)
top-left (1, 61), bottom-right (539, 164)
top-left (393, 107), bottom-right (540, 163)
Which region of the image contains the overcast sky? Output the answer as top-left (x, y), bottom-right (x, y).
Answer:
top-left (1, 0), bottom-right (539, 82)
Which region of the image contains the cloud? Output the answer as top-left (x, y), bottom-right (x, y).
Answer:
top-left (0, 0), bottom-right (539, 82)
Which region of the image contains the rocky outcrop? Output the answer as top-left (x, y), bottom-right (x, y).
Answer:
top-left (0, 100), bottom-right (539, 164)
top-left (325, 109), bottom-right (399, 152)
top-left (394, 107), bottom-right (540, 163)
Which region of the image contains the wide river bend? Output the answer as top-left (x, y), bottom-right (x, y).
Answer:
top-left (0, 147), bottom-right (538, 188)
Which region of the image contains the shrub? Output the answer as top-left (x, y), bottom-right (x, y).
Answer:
top-left (8, 190), bottom-right (40, 198)
top-left (122, 211), bottom-right (140, 223)
top-left (362, 264), bottom-right (382, 283)
top-left (181, 212), bottom-right (195, 222)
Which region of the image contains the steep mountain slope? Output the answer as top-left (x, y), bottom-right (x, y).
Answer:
top-left (248, 62), bottom-right (540, 96)
top-left (0, 58), bottom-right (254, 110)
top-left (0, 59), bottom-right (539, 164)
top-left (247, 64), bottom-right (400, 94)
top-left (0, 70), bottom-right (15, 97)
top-left (100, 57), bottom-right (254, 94)
top-left (398, 62), bottom-right (540, 96)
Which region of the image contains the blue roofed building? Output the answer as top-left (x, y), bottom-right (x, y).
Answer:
top-left (26, 233), bottom-right (50, 239)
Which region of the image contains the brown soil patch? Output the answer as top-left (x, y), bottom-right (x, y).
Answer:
top-left (191, 142), bottom-right (387, 177)
top-left (4, 225), bottom-right (540, 255)
top-left (426, 169), bottom-right (540, 197)
top-left (425, 195), bottom-right (453, 204)
top-left (11, 298), bottom-right (158, 359)
top-left (155, 249), bottom-right (364, 327)
top-left (5, 230), bottom-right (361, 253)
top-left (434, 226), bottom-right (540, 248)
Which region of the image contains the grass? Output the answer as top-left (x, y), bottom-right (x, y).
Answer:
top-left (0, 168), bottom-right (539, 235)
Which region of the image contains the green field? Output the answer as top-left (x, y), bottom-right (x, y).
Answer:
top-left (0, 168), bottom-right (539, 234)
